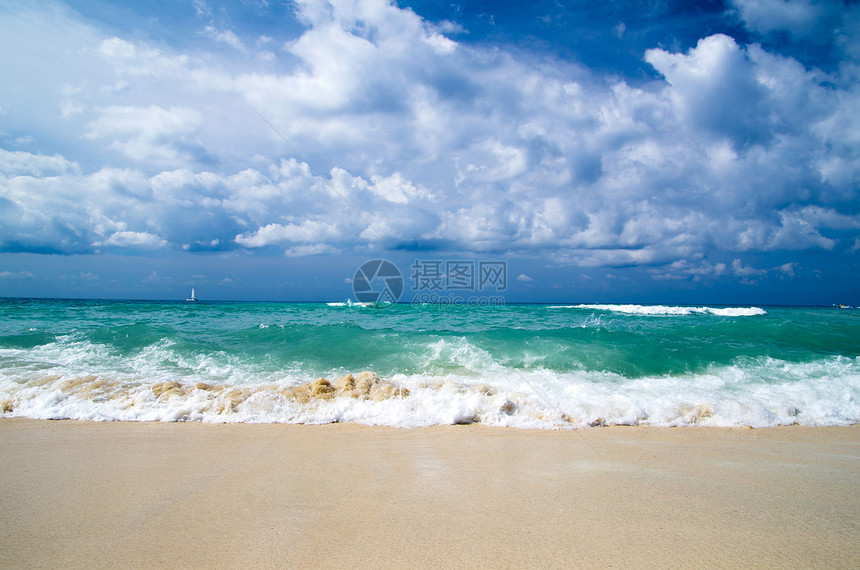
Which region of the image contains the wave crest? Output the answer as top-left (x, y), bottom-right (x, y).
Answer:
top-left (555, 304), bottom-right (767, 316)
top-left (2, 356), bottom-right (857, 428)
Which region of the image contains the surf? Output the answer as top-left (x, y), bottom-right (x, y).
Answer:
top-left (1, 299), bottom-right (857, 428)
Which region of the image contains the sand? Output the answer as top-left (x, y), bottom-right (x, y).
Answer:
top-left (0, 419), bottom-right (857, 569)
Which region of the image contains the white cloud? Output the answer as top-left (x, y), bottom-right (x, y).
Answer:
top-left (283, 243), bottom-right (341, 257)
top-left (192, 0), bottom-right (211, 18)
top-left (777, 262), bottom-right (798, 277)
top-left (85, 105), bottom-right (203, 164)
top-left (767, 211), bottom-right (836, 251)
top-left (731, 0), bottom-right (825, 38)
top-left (0, 149), bottom-right (79, 177)
top-left (98, 231), bottom-right (167, 249)
top-left (423, 31), bottom-right (457, 54)
top-left (652, 260), bottom-right (729, 281)
top-left (457, 138), bottom-right (529, 183)
top-left (1, 0), bottom-right (858, 291)
top-left (516, 274), bottom-right (534, 282)
top-left (235, 220), bottom-right (344, 247)
top-left (97, 37), bottom-right (190, 78)
top-left (0, 270), bottom-right (33, 280)
top-left (368, 172), bottom-right (433, 204)
top-left (645, 34), bottom-right (769, 147)
top-left (204, 26), bottom-right (246, 52)
top-left (732, 258), bottom-right (767, 278)
top-left (99, 37), bottom-right (137, 59)
top-left (61, 99), bottom-right (86, 118)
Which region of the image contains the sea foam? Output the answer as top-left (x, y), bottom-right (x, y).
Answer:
top-left (1, 300), bottom-right (855, 429)
top-left (553, 304), bottom-right (767, 316)
top-left (2, 356), bottom-right (857, 428)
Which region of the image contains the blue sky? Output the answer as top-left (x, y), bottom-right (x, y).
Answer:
top-left (1, 0), bottom-right (858, 304)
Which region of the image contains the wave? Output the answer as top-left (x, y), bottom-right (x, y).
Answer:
top-left (551, 304), bottom-right (767, 316)
top-left (326, 300), bottom-right (374, 307)
top-left (2, 301), bottom-right (854, 429)
top-left (1, 356), bottom-right (857, 428)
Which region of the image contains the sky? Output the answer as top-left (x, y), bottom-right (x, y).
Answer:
top-left (1, 0), bottom-right (858, 304)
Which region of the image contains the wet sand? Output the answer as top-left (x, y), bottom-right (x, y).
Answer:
top-left (0, 419), bottom-right (857, 568)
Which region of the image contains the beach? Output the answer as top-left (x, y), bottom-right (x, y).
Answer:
top-left (1, 419), bottom-right (857, 568)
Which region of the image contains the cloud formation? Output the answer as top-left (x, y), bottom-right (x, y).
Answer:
top-left (0, 0), bottom-right (858, 299)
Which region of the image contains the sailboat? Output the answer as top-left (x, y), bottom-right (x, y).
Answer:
top-left (186, 288), bottom-right (198, 302)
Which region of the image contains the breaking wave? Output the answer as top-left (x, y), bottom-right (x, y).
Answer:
top-left (1, 299), bottom-right (856, 428)
top-left (551, 304), bottom-right (767, 316)
top-left (1, 345), bottom-right (857, 428)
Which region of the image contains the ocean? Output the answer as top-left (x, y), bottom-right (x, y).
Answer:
top-left (0, 298), bottom-right (857, 428)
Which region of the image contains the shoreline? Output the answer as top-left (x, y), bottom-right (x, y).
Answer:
top-left (1, 419), bottom-right (858, 568)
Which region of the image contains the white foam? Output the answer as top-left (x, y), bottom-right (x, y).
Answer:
top-left (1, 350), bottom-right (857, 428)
top-left (568, 304), bottom-right (767, 316)
top-left (326, 300), bottom-right (374, 307)
top-left (1, 327), bottom-right (856, 429)
top-left (703, 307), bottom-right (768, 316)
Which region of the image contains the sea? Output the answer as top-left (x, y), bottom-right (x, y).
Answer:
top-left (0, 298), bottom-right (858, 429)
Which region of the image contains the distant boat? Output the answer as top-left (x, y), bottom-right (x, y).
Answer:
top-left (186, 288), bottom-right (198, 302)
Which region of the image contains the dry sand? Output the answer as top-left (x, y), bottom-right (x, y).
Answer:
top-left (0, 419), bottom-right (857, 569)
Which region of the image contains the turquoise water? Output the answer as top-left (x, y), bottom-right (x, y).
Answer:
top-left (1, 299), bottom-right (858, 427)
